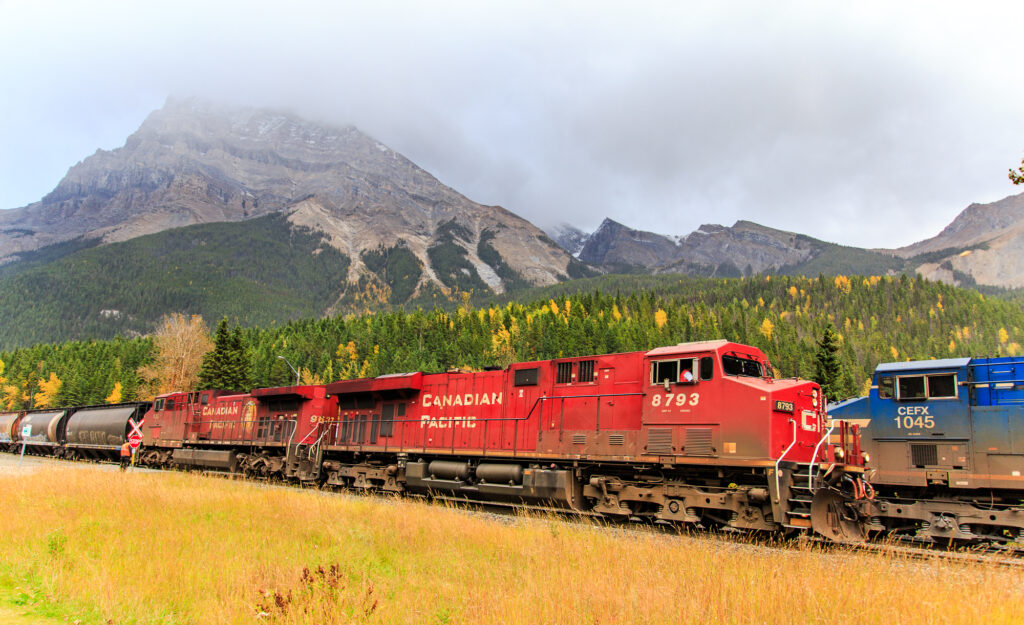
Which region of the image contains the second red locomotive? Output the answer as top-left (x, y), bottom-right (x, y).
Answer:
top-left (140, 340), bottom-right (873, 541)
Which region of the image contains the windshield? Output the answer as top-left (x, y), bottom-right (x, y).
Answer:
top-left (722, 354), bottom-right (766, 378)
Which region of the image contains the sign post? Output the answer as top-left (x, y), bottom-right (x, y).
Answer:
top-left (127, 418), bottom-right (144, 471)
top-left (19, 423), bottom-right (31, 466)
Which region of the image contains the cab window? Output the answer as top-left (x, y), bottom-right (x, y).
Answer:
top-left (927, 374), bottom-right (957, 398)
top-left (722, 354), bottom-right (764, 378)
top-left (651, 358), bottom-right (698, 385)
top-left (155, 398), bottom-right (165, 411)
top-left (889, 373), bottom-right (957, 400)
top-left (699, 356), bottom-right (714, 381)
top-left (878, 377), bottom-right (894, 399)
top-left (897, 376), bottom-right (926, 400)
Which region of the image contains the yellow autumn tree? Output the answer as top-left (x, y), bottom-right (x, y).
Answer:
top-left (34, 372), bottom-right (62, 409)
top-left (106, 381), bottom-right (123, 404)
top-left (654, 309), bottom-right (668, 329)
top-left (2, 385), bottom-right (20, 409)
top-left (299, 368), bottom-right (324, 385)
top-left (999, 327), bottom-right (1010, 344)
top-left (759, 318), bottom-right (774, 339)
top-left (137, 313), bottom-right (214, 400)
top-left (834, 275), bottom-right (852, 294)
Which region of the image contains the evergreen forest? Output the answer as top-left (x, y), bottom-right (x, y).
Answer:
top-left (3, 273), bottom-right (1024, 411)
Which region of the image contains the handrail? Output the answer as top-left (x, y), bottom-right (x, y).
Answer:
top-left (773, 419), bottom-right (797, 504)
top-left (807, 424), bottom-right (835, 490)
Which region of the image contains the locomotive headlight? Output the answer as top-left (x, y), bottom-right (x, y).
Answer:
top-left (862, 452), bottom-right (870, 465)
top-left (834, 447), bottom-right (845, 461)
top-left (811, 389), bottom-right (819, 408)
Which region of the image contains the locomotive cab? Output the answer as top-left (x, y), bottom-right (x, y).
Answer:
top-left (829, 356), bottom-right (1024, 543)
top-left (642, 341), bottom-right (857, 466)
top-left (641, 341), bottom-right (870, 541)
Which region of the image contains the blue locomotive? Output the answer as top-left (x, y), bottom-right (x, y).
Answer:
top-left (830, 356), bottom-right (1024, 543)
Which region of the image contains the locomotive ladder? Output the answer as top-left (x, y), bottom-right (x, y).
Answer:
top-left (288, 427), bottom-right (328, 482)
top-left (780, 424), bottom-right (834, 531)
top-left (784, 468), bottom-right (817, 530)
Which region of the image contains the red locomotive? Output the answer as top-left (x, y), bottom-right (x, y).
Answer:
top-left (140, 340), bottom-right (872, 541)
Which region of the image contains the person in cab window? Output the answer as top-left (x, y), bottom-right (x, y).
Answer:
top-left (681, 367), bottom-right (694, 383)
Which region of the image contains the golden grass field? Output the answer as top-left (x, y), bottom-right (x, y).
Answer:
top-left (1, 465), bottom-right (1022, 625)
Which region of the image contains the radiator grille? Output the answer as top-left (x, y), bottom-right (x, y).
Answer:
top-left (608, 433), bottom-right (625, 446)
top-left (911, 443), bottom-right (938, 467)
top-left (647, 428), bottom-right (673, 454)
top-left (556, 362), bottom-right (573, 384)
top-left (578, 360), bottom-right (595, 383)
top-left (685, 428), bottom-right (713, 456)
top-left (572, 433), bottom-right (586, 445)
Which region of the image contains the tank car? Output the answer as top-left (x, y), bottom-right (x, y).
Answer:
top-left (14, 408), bottom-right (70, 456)
top-left (141, 340), bottom-right (873, 541)
top-left (829, 356), bottom-right (1024, 543)
top-left (62, 402), bottom-right (151, 461)
top-left (0, 411), bottom-right (23, 452)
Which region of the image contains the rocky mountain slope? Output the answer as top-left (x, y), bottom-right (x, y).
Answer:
top-left (561, 191), bottom-right (1024, 287)
top-left (570, 218), bottom-right (897, 278)
top-left (0, 99), bottom-right (577, 297)
top-left (896, 193), bottom-right (1024, 288)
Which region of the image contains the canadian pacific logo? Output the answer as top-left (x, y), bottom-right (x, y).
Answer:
top-left (418, 392), bottom-right (501, 429)
top-left (201, 403), bottom-right (241, 417)
top-left (421, 415), bottom-right (478, 429)
top-left (421, 392), bottom-right (502, 408)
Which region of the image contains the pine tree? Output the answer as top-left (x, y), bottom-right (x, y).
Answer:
top-left (226, 326), bottom-right (252, 391)
top-left (198, 318), bottom-right (232, 390)
top-left (198, 319), bottom-right (253, 392)
top-left (814, 323), bottom-right (844, 402)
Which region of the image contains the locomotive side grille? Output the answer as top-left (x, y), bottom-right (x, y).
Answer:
top-left (647, 428), bottom-right (673, 454)
top-left (911, 443), bottom-right (938, 467)
top-left (578, 360), bottom-right (595, 383)
top-left (572, 433), bottom-right (586, 445)
top-left (685, 428), bottom-right (713, 456)
top-left (556, 362), bottom-right (573, 384)
top-left (608, 434), bottom-right (625, 446)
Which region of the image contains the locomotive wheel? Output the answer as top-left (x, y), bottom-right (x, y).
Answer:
top-left (810, 490), bottom-right (866, 543)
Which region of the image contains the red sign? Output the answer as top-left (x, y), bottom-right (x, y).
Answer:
top-left (128, 433), bottom-right (143, 449)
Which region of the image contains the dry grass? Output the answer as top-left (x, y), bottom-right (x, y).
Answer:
top-left (1, 466), bottom-right (1022, 625)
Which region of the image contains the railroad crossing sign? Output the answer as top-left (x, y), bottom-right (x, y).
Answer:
top-left (128, 418), bottom-right (144, 439)
top-left (127, 418), bottom-right (144, 449)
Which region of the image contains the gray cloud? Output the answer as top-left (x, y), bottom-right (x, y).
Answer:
top-left (1, 1), bottom-right (1022, 249)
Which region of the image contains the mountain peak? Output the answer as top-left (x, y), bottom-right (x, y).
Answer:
top-left (0, 100), bottom-right (574, 295)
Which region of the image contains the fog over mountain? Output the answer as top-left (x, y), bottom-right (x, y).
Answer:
top-left (2, 2), bottom-right (1023, 250)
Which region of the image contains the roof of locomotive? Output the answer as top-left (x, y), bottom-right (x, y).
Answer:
top-left (876, 358), bottom-right (970, 373)
top-left (646, 339), bottom-right (731, 358)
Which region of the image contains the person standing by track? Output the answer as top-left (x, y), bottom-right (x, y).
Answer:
top-left (119, 441), bottom-right (131, 471)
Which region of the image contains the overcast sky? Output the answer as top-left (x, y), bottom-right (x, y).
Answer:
top-left (1, 1), bottom-right (1022, 249)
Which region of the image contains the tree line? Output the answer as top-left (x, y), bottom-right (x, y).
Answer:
top-left (2, 273), bottom-right (1023, 410)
